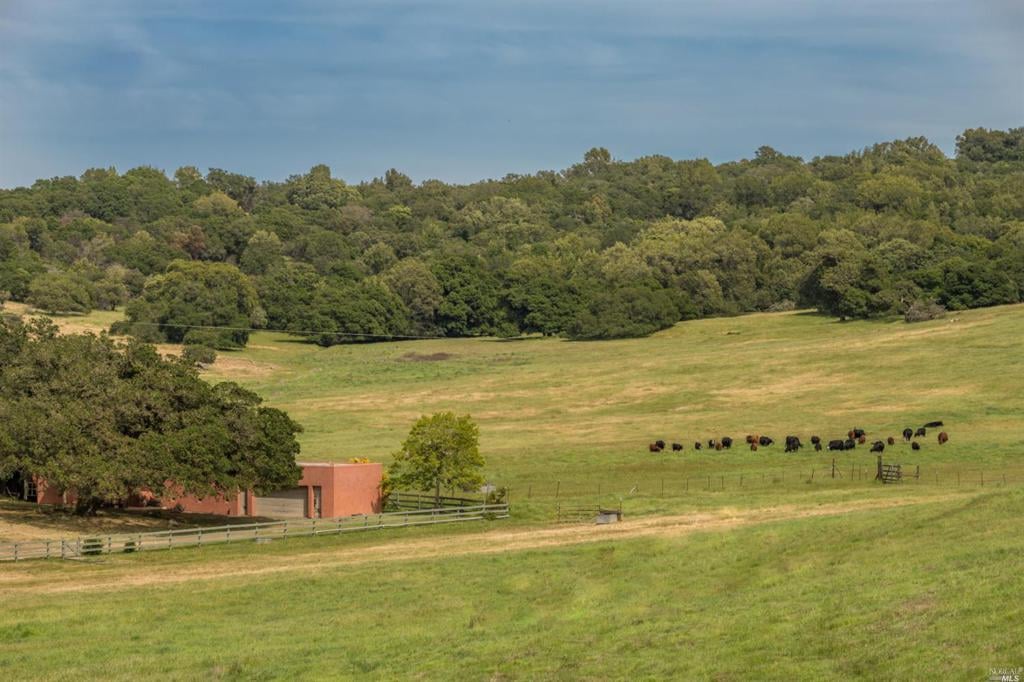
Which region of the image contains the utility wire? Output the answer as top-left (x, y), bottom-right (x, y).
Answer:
top-left (113, 319), bottom-right (519, 341)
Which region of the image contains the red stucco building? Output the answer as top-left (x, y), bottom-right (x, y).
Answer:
top-left (24, 461), bottom-right (383, 519)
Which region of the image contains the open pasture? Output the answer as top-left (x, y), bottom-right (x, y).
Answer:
top-left (198, 305), bottom-right (1024, 503)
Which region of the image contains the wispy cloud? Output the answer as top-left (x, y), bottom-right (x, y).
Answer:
top-left (0, 0), bottom-right (1021, 187)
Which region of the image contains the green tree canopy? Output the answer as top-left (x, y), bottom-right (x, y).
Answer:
top-left (389, 412), bottom-right (485, 503)
top-left (0, 318), bottom-right (301, 514)
top-left (122, 260), bottom-right (265, 348)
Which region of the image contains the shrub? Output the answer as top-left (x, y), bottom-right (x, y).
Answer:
top-left (904, 300), bottom-right (946, 323)
top-left (181, 344), bottom-right (217, 366)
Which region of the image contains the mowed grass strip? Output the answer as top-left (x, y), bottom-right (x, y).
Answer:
top-left (1, 489), bottom-right (1022, 680)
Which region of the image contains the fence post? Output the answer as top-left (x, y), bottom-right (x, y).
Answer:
top-left (832, 458), bottom-right (836, 479)
top-left (555, 481), bottom-right (560, 500)
top-left (13, 543), bottom-right (17, 562)
top-left (46, 541), bottom-right (51, 560)
top-left (61, 539), bottom-right (66, 560)
top-left (198, 528), bottom-right (203, 546)
top-left (527, 484), bottom-right (532, 499)
top-left (981, 472), bottom-right (984, 487)
top-left (661, 479), bottom-right (664, 496)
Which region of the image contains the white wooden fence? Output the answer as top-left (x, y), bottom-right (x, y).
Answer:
top-left (0, 502), bottom-right (510, 562)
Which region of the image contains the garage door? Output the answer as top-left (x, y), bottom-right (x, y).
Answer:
top-left (254, 487), bottom-right (308, 518)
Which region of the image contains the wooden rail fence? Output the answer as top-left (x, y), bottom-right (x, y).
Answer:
top-left (0, 502), bottom-right (510, 562)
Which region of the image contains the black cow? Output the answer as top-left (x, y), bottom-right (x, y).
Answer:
top-left (671, 442), bottom-right (683, 452)
top-left (655, 440), bottom-right (666, 450)
top-left (810, 435), bottom-right (821, 446)
top-left (827, 439), bottom-right (845, 451)
top-left (915, 427), bottom-right (927, 438)
top-left (721, 437), bottom-right (733, 449)
top-left (814, 442), bottom-right (823, 451)
top-left (694, 442), bottom-right (702, 450)
top-left (759, 436), bottom-right (774, 447)
top-left (784, 435), bottom-right (802, 453)
top-left (708, 439), bottom-right (717, 449)
top-left (870, 441), bottom-right (885, 453)
top-left (844, 438), bottom-right (857, 450)
top-left (852, 428), bottom-right (866, 438)
top-left (902, 428), bottom-right (913, 442)
top-left (911, 441), bottom-right (921, 451)
top-left (924, 420), bottom-right (944, 428)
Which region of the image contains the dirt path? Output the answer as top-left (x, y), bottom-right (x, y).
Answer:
top-left (1, 492), bottom-right (974, 596)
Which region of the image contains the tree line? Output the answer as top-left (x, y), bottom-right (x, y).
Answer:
top-left (1, 127), bottom-right (1022, 349)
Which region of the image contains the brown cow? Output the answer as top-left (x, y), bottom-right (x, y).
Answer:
top-left (750, 442), bottom-right (758, 451)
top-left (649, 443), bottom-right (662, 453)
top-left (938, 431), bottom-right (949, 445)
top-left (857, 435), bottom-right (867, 445)
top-left (887, 436), bottom-right (895, 445)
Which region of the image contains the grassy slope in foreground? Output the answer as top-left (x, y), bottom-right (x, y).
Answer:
top-left (1, 489), bottom-right (1022, 680)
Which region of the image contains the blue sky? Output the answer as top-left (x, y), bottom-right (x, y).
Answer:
top-left (0, 1), bottom-right (1021, 188)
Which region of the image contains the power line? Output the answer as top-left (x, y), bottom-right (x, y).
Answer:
top-left (117, 319), bottom-right (517, 341)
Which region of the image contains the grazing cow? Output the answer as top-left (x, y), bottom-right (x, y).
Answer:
top-left (853, 428), bottom-right (866, 439)
top-left (694, 442), bottom-right (702, 450)
top-left (915, 427), bottom-right (927, 438)
top-left (887, 436), bottom-right (896, 446)
top-left (938, 431), bottom-right (949, 445)
top-left (750, 442), bottom-right (758, 452)
top-left (912, 441), bottom-right (921, 451)
top-left (715, 441), bottom-right (723, 451)
top-left (847, 429), bottom-right (855, 440)
top-left (721, 437), bottom-right (733, 449)
top-left (746, 434), bottom-right (756, 444)
top-left (844, 438), bottom-right (857, 450)
top-left (902, 428), bottom-right (913, 442)
top-left (784, 435), bottom-right (802, 453)
top-left (870, 441), bottom-right (885, 453)
top-left (827, 439), bottom-right (846, 451)
top-left (924, 421), bottom-right (944, 428)
top-left (814, 442), bottom-right (823, 451)
top-left (708, 439), bottom-right (717, 449)
top-left (759, 436), bottom-right (773, 447)
top-left (655, 440), bottom-right (666, 450)
top-left (672, 442), bottom-right (683, 452)
top-left (810, 435), bottom-right (821, 446)
top-left (649, 443), bottom-right (662, 453)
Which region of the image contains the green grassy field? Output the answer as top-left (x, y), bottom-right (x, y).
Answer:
top-left (3, 304), bottom-right (1023, 679)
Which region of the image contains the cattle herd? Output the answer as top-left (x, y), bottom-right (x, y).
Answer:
top-left (647, 421), bottom-right (949, 454)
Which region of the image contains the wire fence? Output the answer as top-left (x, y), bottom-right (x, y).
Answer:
top-left (0, 502), bottom-right (510, 563)
top-left (512, 462), bottom-right (1024, 501)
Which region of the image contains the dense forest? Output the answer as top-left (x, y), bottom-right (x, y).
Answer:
top-left (1, 127), bottom-right (1022, 349)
